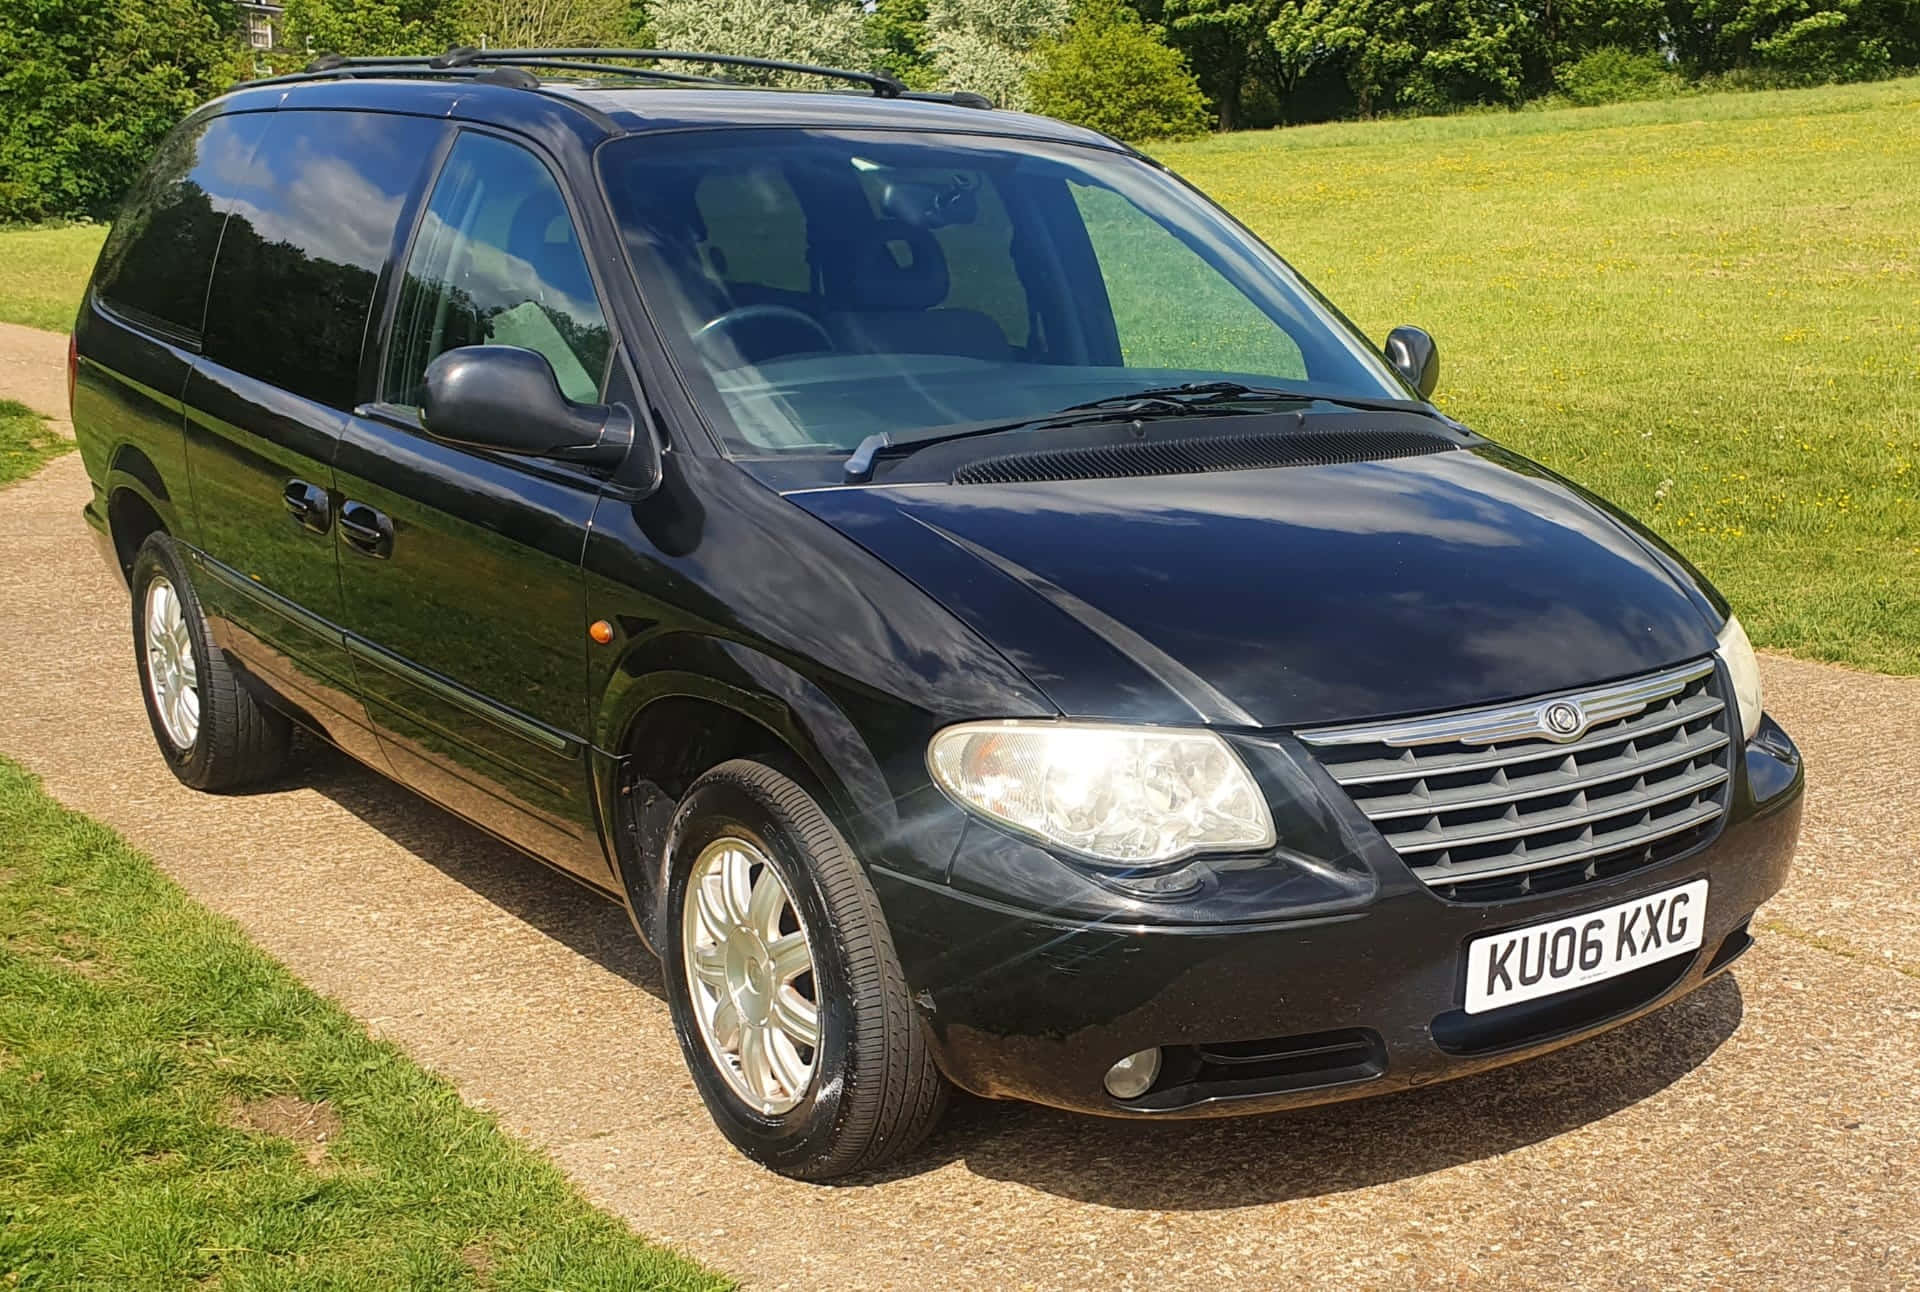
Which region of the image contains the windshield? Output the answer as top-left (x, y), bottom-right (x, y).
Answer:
top-left (597, 129), bottom-right (1408, 457)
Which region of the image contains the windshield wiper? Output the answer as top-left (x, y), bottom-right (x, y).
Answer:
top-left (841, 402), bottom-right (1229, 483)
top-left (1060, 380), bottom-right (1432, 417)
top-left (841, 382), bottom-right (1437, 483)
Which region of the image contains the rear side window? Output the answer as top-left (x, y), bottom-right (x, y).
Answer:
top-left (203, 110), bottom-right (446, 410)
top-left (383, 132), bottom-right (611, 408)
top-left (92, 114), bottom-right (271, 345)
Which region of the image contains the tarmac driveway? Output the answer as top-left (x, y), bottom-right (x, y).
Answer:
top-left (2, 444), bottom-right (1916, 1288)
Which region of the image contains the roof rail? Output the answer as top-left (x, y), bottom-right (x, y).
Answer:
top-left (901, 89), bottom-right (994, 110)
top-left (251, 47), bottom-right (911, 98)
top-left (239, 61), bottom-right (531, 91)
top-left (487, 49), bottom-right (907, 97)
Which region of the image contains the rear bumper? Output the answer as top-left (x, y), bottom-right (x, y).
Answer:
top-left (83, 492), bottom-right (122, 584)
top-left (878, 714), bottom-right (1802, 1118)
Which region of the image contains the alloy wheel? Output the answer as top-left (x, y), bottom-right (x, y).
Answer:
top-left (680, 836), bottom-right (821, 1115)
top-left (143, 574), bottom-right (199, 750)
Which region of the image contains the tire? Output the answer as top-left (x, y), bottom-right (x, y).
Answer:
top-left (661, 759), bottom-right (948, 1179)
top-left (130, 533), bottom-right (290, 791)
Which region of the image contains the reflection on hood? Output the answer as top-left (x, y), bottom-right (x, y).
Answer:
top-left (794, 446), bottom-right (1720, 728)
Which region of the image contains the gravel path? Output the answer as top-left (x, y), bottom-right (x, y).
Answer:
top-left (0, 321), bottom-right (71, 432)
top-left (1, 328), bottom-right (1915, 1288)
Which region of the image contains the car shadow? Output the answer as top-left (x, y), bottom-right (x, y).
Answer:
top-left (290, 736), bottom-right (1743, 1212)
top-left (295, 737), bottom-right (669, 1003)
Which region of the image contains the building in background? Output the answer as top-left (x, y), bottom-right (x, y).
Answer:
top-left (237, 1), bottom-right (282, 54)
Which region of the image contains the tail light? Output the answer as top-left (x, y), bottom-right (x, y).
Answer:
top-left (67, 333), bottom-right (78, 413)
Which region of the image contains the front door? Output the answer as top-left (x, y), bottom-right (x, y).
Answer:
top-left (336, 128), bottom-right (618, 883)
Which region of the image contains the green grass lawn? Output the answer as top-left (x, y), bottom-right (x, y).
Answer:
top-left (2, 76), bottom-right (1914, 670)
top-left (0, 757), bottom-right (729, 1292)
top-left (0, 224), bottom-right (104, 331)
top-left (1155, 76), bottom-right (1920, 674)
top-left (0, 400), bottom-right (70, 487)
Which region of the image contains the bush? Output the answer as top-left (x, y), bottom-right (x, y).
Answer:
top-left (1557, 46), bottom-right (1683, 106)
top-left (0, 0), bottom-right (243, 223)
top-left (1028, 1), bottom-right (1212, 139)
top-left (1754, 12), bottom-right (1895, 84)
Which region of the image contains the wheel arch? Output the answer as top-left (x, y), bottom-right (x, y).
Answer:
top-left (103, 445), bottom-right (184, 577)
top-left (592, 640), bottom-right (900, 953)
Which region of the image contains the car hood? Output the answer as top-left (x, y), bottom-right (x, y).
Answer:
top-left (791, 443), bottom-right (1723, 728)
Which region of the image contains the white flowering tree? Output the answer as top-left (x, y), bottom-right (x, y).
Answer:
top-left (458, 0), bottom-right (631, 48)
top-left (646, 0), bottom-right (873, 84)
top-left (925, 0), bottom-right (1069, 110)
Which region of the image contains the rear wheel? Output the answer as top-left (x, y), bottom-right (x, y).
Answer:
top-left (662, 759), bottom-right (947, 1179)
top-left (130, 534), bottom-right (290, 791)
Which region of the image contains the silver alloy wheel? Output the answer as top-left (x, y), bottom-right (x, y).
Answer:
top-left (681, 836), bottom-right (821, 1115)
top-left (143, 574), bottom-right (200, 751)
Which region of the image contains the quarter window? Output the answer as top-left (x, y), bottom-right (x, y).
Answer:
top-left (384, 133), bottom-right (611, 408)
top-left (92, 114), bottom-right (271, 345)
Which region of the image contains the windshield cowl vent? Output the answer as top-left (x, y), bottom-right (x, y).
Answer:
top-left (950, 428), bottom-right (1458, 486)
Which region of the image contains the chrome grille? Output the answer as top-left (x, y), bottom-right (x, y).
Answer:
top-left (1298, 660), bottom-right (1732, 902)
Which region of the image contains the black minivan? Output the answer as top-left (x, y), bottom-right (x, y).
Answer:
top-left (72, 50), bottom-right (1803, 1180)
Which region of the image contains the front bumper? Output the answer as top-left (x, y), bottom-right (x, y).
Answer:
top-left (876, 714), bottom-right (1802, 1117)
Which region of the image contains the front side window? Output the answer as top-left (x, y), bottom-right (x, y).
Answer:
top-left (384, 132), bottom-right (611, 409)
top-left (598, 129), bottom-right (1403, 457)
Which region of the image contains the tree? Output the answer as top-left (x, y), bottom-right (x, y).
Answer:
top-left (867, 0), bottom-right (937, 86)
top-left (279, 0), bottom-right (463, 56)
top-left (0, 0), bottom-right (242, 223)
top-left (645, 0), bottom-right (871, 83)
top-left (1266, 0), bottom-right (1530, 116)
top-left (1028, 0), bottom-right (1211, 138)
top-left (925, 0), bottom-right (1069, 110)
top-left (457, 0), bottom-right (634, 48)
top-left (1540, 0), bottom-right (1667, 68)
top-left (1663, 0), bottom-right (1920, 80)
top-left (1158, 0), bottom-right (1282, 130)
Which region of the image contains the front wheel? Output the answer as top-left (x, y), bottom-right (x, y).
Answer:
top-left (662, 760), bottom-right (947, 1179)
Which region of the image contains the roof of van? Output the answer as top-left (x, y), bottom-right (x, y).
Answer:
top-left (217, 75), bottom-right (1126, 152)
top-left (547, 83), bottom-right (1121, 148)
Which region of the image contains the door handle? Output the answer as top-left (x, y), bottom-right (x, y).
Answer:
top-left (282, 479), bottom-right (331, 534)
top-left (338, 500), bottom-right (394, 559)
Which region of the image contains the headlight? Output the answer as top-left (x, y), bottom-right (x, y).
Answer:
top-left (1715, 615), bottom-right (1763, 742)
top-left (927, 721), bottom-right (1276, 867)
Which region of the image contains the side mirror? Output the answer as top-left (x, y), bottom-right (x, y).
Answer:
top-left (1383, 326), bottom-right (1439, 400)
top-left (423, 346), bottom-right (652, 481)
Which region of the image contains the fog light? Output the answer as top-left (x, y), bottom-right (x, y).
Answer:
top-left (1103, 1047), bottom-right (1162, 1100)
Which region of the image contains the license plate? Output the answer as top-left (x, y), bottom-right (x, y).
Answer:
top-left (1464, 878), bottom-right (1709, 1014)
